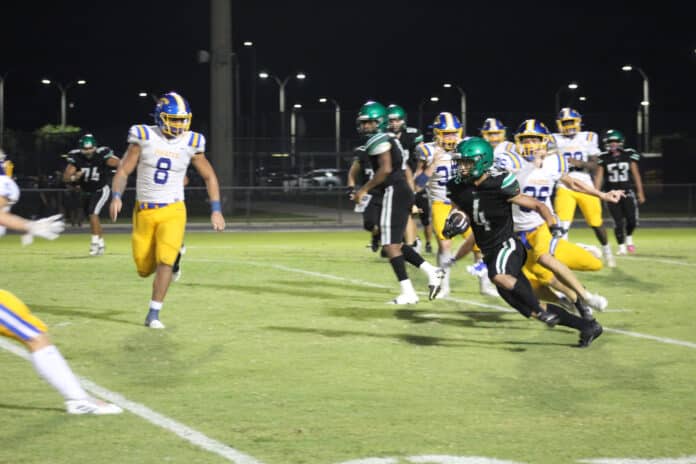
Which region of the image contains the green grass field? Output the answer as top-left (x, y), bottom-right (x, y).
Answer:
top-left (1, 228), bottom-right (695, 464)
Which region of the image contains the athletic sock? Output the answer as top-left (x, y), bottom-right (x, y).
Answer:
top-left (389, 255), bottom-right (409, 282)
top-left (401, 244), bottom-right (425, 268)
top-left (31, 345), bottom-right (88, 401)
top-left (547, 304), bottom-right (591, 330)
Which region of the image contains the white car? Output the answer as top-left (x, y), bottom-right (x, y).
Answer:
top-left (298, 169), bottom-right (345, 190)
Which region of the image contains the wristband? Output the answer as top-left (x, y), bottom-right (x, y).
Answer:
top-left (210, 200), bottom-right (221, 213)
top-left (112, 191), bottom-right (122, 199)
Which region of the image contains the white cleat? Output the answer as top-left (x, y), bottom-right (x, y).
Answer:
top-left (89, 243), bottom-right (99, 256)
top-left (605, 252), bottom-right (616, 268)
top-left (434, 286), bottom-right (451, 299)
top-left (577, 242), bottom-right (602, 259)
top-left (146, 319), bottom-right (166, 329)
top-left (427, 267), bottom-right (446, 300)
top-left (616, 245), bottom-right (627, 256)
top-left (388, 293), bottom-right (419, 305)
top-left (479, 275), bottom-right (499, 297)
top-left (584, 292), bottom-right (608, 312)
top-left (66, 398), bottom-right (123, 415)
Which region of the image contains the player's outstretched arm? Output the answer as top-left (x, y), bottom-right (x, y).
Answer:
top-left (0, 197), bottom-right (65, 244)
top-left (191, 153), bottom-right (225, 231)
top-left (109, 144), bottom-right (140, 222)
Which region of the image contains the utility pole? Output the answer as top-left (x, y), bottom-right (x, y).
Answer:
top-left (210, 0), bottom-right (234, 207)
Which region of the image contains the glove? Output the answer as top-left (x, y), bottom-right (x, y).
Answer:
top-left (549, 223), bottom-right (564, 239)
top-left (22, 214), bottom-right (65, 245)
top-left (442, 210), bottom-right (469, 239)
top-left (346, 186), bottom-right (356, 200)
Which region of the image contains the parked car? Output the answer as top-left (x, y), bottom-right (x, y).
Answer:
top-left (255, 168), bottom-right (299, 188)
top-left (298, 168), bottom-right (346, 190)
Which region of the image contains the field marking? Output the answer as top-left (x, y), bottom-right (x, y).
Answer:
top-left (0, 338), bottom-right (264, 464)
top-left (187, 257), bottom-right (696, 350)
top-left (336, 457), bottom-right (525, 464)
top-left (618, 255), bottom-right (695, 267)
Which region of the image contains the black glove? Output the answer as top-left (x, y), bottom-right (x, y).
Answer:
top-left (347, 186), bottom-right (356, 200)
top-left (443, 210), bottom-right (470, 239)
top-left (549, 223), bottom-right (564, 238)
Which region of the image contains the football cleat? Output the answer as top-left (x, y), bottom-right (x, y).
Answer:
top-left (89, 243), bottom-right (100, 256)
top-left (536, 310), bottom-right (560, 327)
top-left (584, 292), bottom-right (608, 312)
top-left (425, 242), bottom-right (433, 254)
top-left (388, 293), bottom-right (419, 305)
top-left (605, 252), bottom-right (616, 268)
top-left (578, 320), bottom-right (604, 348)
top-left (146, 319), bottom-right (165, 329)
top-left (428, 267), bottom-right (446, 300)
top-left (627, 244), bottom-right (636, 254)
top-left (66, 398), bottom-right (123, 415)
top-left (413, 237), bottom-right (422, 254)
top-left (616, 244), bottom-right (627, 255)
top-left (370, 235), bottom-right (380, 252)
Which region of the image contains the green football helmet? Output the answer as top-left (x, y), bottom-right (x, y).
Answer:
top-left (453, 136), bottom-right (494, 181)
top-left (386, 104), bottom-right (407, 133)
top-left (603, 129), bottom-right (625, 149)
top-left (356, 101), bottom-right (388, 135)
top-left (79, 134), bottom-right (97, 150)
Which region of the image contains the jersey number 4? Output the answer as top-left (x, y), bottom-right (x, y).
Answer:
top-left (472, 198), bottom-right (492, 231)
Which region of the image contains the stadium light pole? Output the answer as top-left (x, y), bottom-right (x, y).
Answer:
top-left (41, 78), bottom-right (87, 127)
top-left (290, 103), bottom-right (302, 167)
top-left (243, 41), bottom-right (257, 156)
top-left (442, 83), bottom-right (466, 135)
top-left (138, 92), bottom-right (159, 103)
top-left (319, 97), bottom-right (341, 153)
top-left (622, 65), bottom-right (650, 151)
top-left (554, 82), bottom-right (578, 114)
top-left (418, 96), bottom-right (440, 131)
top-left (259, 71), bottom-right (306, 152)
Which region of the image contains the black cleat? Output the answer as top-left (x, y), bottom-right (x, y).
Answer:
top-left (574, 299), bottom-right (595, 321)
top-left (578, 320), bottom-right (603, 348)
top-left (425, 242), bottom-right (433, 254)
top-left (427, 268), bottom-right (446, 300)
top-left (370, 235), bottom-right (380, 252)
top-left (537, 310), bottom-right (560, 327)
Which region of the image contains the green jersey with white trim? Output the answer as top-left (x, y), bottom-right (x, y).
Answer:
top-left (361, 132), bottom-right (407, 191)
top-left (446, 171), bottom-right (520, 253)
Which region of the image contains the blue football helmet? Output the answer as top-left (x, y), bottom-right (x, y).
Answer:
top-left (432, 112), bottom-right (463, 151)
top-left (514, 119), bottom-right (551, 160)
top-left (480, 118), bottom-right (507, 146)
top-left (155, 92), bottom-right (192, 137)
top-left (556, 107), bottom-right (582, 136)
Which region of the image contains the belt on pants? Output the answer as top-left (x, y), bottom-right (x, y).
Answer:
top-left (138, 202), bottom-right (170, 210)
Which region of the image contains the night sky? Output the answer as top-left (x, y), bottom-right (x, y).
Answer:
top-left (2, 1), bottom-right (694, 141)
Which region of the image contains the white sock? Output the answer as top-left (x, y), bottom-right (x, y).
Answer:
top-left (419, 261), bottom-right (437, 276)
top-left (437, 251), bottom-right (453, 268)
top-left (150, 300), bottom-right (163, 311)
top-left (98, 237), bottom-right (105, 247)
top-left (399, 279), bottom-right (416, 295)
top-left (560, 220), bottom-right (571, 239)
top-left (602, 244), bottom-right (612, 255)
top-left (91, 235), bottom-right (99, 244)
top-left (31, 345), bottom-right (88, 401)
top-left (626, 235), bottom-right (633, 246)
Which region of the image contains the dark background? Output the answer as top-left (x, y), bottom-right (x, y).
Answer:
top-left (2, 1), bottom-right (695, 145)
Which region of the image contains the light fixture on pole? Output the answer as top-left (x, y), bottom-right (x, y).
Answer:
top-left (259, 71), bottom-right (306, 152)
top-left (554, 82), bottom-right (578, 114)
top-left (138, 92), bottom-right (159, 103)
top-left (622, 64), bottom-right (650, 152)
top-left (418, 96), bottom-right (440, 131)
top-left (442, 83), bottom-right (467, 135)
top-left (41, 78), bottom-right (87, 127)
top-left (319, 97), bottom-right (341, 153)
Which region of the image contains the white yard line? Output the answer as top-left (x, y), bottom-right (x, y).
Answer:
top-left (618, 255), bottom-right (695, 267)
top-left (0, 338), bottom-right (264, 464)
top-left (188, 256), bottom-right (696, 350)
